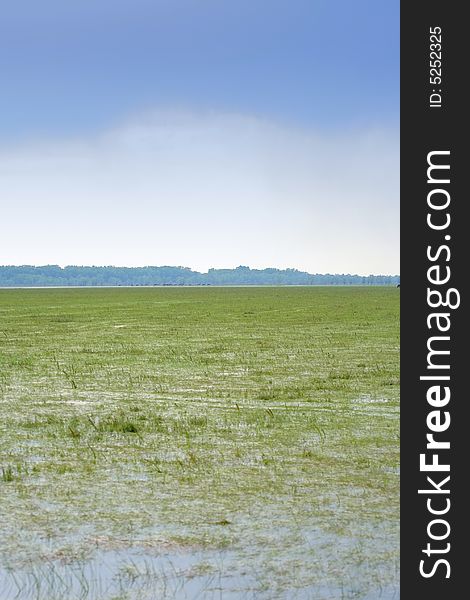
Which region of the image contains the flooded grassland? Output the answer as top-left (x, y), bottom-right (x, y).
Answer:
top-left (0, 287), bottom-right (399, 599)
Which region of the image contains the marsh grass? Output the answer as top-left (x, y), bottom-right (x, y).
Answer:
top-left (1, 465), bottom-right (15, 483)
top-left (0, 287), bottom-right (399, 599)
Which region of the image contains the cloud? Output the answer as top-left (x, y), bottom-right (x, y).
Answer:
top-left (0, 110), bottom-right (399, 274)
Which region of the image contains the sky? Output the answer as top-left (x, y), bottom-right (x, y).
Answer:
top-left (0, 0), bottom-right (399, 274)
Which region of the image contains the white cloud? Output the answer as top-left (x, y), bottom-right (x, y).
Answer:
top-left (0, 110), bottom-right (399, 274)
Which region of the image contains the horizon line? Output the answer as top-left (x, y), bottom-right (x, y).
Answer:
top-left (0, 264), bottom-right (400, 277)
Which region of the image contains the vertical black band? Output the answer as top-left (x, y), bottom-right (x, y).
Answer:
top-left (401, 2), bottom-right (467, 596)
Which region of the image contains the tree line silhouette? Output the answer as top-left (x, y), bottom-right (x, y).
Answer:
top-left (0, 265), bottom-right (400, 287)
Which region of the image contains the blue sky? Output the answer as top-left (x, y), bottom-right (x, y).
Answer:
top-left (1, 0), bottom-right (399, 274)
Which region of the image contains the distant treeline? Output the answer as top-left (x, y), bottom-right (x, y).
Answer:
top-left (0, 265), bottom-right (400, 287)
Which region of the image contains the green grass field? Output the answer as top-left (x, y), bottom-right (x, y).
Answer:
top-left (0, 287), bottom-right (399, 599)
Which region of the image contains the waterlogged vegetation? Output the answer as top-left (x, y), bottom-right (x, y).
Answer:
top-left (0, 287), bottom-right (399, 599)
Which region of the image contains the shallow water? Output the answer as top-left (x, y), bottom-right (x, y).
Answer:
top-left (0, 546), bottom-right (399, 600)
